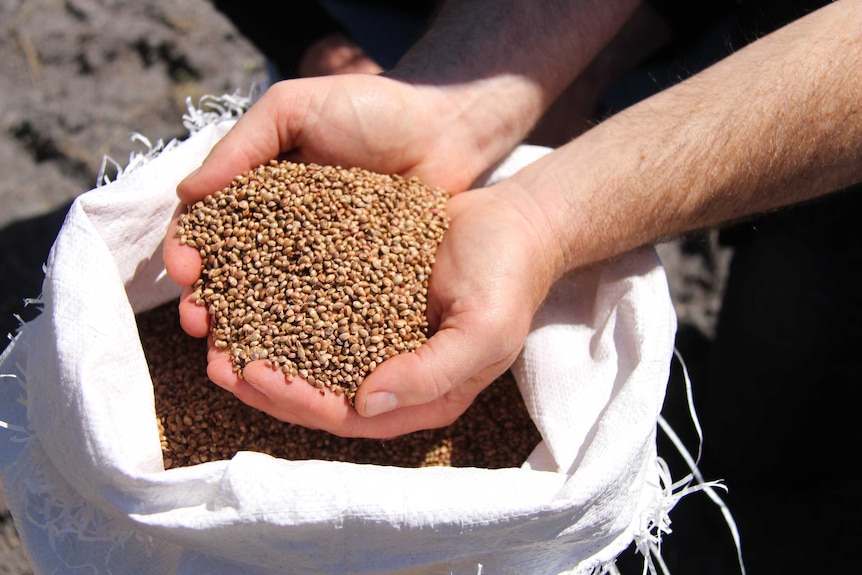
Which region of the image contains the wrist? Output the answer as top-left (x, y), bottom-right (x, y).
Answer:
top-left (387, 0), bottom-right (642, 188)
top-left (400, 77), bottom-right (548, 187)
top-left (488, 178), bottom-right (572, 298)
top-left (501, 130), bottom-right (647, 277)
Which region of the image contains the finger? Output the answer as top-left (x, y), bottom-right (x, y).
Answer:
top-left (164, 214), bottom-right (204, 287)
top-left (206, 349), bottom-right (242, 391)
top-left (341, 397), bottom-right (473, 438)
top-left (178, 285), bottom-right (209, 338)
top-left (205, 346), bottom-right (275, 411)
top-left (205, 334), bottom-right (224, 364)
top-left (176, 84), bottom-right (303, 205)
top-left (241, 361), bottom-right (337, 429)
top-left (353, 319), bottom-right (517, 419)
top-left (241, 361), bottom-right (463, 437)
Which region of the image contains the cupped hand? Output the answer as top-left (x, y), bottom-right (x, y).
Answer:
top-left (163, 74), bottom-right (554, 437)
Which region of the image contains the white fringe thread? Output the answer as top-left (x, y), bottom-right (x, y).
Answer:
top-left (601, 348), bottom-right (747, 575)
top-left (96, 86), bottom-right (261, 188)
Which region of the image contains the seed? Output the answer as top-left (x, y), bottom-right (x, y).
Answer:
top-left (177, 161), bottom-right (449, 404)
top-left (139, 301), bottom-right (540, 470)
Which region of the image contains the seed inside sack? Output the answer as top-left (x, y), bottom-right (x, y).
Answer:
top-left (139, 301), bottom-right (541, 469)
top-left (177, 160), bottom-right (449, 403)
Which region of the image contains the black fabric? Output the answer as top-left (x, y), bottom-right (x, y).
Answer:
top-left (213, 1), bottom-right (345, 78)
top-left (212, 1), bottom-right (438, 77)
top-left (646, 0), bottom-right (830, 42)
top-left (698, 197), bottom-right (862, 572)
top-left (645, 0), bottom-right (737, 56)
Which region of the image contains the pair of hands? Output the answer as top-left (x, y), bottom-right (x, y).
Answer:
top-left (164, 75), bottom-right (559, 438)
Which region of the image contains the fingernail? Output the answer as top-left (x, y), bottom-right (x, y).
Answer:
top-left (242, 373), bottom-right (270, 397)
top-left (177, 167), bottom-right (201, 199)
top-left (363, 392), bottom-right (398, 417)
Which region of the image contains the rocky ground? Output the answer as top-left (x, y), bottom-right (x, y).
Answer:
top-left (0, 1), bottom-right (730, 572)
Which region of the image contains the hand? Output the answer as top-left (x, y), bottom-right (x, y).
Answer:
top-left (163, 74), bottom-right (551, 437)
top-left (173, 74), bottom-right (488, 203)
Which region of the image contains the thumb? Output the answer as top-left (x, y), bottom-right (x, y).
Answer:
top-left (354, 322), bottom-right (520, 419)
top-left (176, 86), bottom-right (296, 205)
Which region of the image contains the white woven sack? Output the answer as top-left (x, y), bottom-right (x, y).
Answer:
top-left (0, 96), bottom-right (677, 575)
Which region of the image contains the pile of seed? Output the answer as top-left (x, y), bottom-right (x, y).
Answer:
top-left (139, 301), bottom-right (541, 469)
top-left (176, 160), bottom-right (449, 402)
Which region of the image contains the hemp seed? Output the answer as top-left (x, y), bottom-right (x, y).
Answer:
top-left (177, 161), bottom-right (449, 404)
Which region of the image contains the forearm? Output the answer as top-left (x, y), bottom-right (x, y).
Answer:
top-left (389, 0), bottom-right (641, 179)
top-left (511, 0), bottom-right (862, 277)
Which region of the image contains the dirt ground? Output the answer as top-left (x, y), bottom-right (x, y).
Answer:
top-left (0, 1), bottom-right (730, 572)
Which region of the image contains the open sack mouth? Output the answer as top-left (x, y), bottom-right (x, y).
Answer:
top-left (0, 93), bottom-right (711, 575)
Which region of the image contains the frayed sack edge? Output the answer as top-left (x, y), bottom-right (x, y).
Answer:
top-left (97, 87), bottom-right (263, 188)
top-left (582, 350), bottom-right (746, 575)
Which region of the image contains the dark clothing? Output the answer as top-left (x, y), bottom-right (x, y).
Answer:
top-left (701, 192), bottom-right (862, 571)
top-left (212, 1), bottom-right (438, 77)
